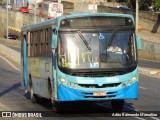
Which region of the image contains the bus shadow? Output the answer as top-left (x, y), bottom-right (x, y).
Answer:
top-left (30, 98), bottom-right (136, 116)
top-left (24, 92), bottom-right (30, 99)
top-left (123, 101), bottom-right (136, 111)
top-left (0, 82), bottom-right (21, 97)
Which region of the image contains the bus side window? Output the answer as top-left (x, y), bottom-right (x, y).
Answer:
top-left (37, 30), bottom-right (41, 57)
top-left (52, 29), bottom-right (58, 49)
top-left (45, 28), bottom-right (48, 57)
top-left (48, 27), bottom-right (52, 57)
top-left (30, 32), bottom-right (34, 57)
top-left (34, 31), bottom-right (38, 57)
top-left (27, 32), bottom-right (30, 57)
top-left (41, 29), bottom-right (46, 56)
top-left (40, 30), bottom-right (43, 57)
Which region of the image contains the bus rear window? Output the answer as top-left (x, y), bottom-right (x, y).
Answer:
top-left (60, 16), bottom-right (133, 28)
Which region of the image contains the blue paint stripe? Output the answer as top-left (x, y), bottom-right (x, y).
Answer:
top-left (23, 35), bottom-right (28, 89)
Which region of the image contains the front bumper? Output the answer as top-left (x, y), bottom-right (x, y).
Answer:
top-left (58, 82), bottom-right (138, 101)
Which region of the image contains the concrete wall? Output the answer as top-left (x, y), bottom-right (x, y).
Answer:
top-left (97, 5), bottom-right (160, 33)
top-left (0, 2), bottom-right (74, 37)
top-left (0, 44), bottom-right (21, 65)
top-left (73, 2), bottom-right (121, 13)
top-left (139, 11), bottom-right (159, 33)
top-left (0, 38), bottom-right (21, 66)
top-left (0, 8), bottom-right (42, 37)
top-left (0, 38), bottom-right (21, 48)
top-left (139, 39), bottom-right (160, 61)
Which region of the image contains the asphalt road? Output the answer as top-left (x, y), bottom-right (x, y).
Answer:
top-left (0, 57), bottom-right (160, 120)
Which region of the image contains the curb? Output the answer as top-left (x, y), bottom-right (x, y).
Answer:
top-left (0, 55), bottom-right (20, 71)
top-left (139, 67), bottom-right (160, 79)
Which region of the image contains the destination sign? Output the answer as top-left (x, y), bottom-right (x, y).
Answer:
top-left (60, 16), bottom-right (133, 28)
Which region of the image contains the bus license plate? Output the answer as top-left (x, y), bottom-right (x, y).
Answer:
top-left (93, 91), bottom-right (106, 96)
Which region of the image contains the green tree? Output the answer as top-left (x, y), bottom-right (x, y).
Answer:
top-left (0, 0), bottom-right (5, 5)
top-left (153, 0), bottom-right (160, 11)
top-left (117, 0), bottom-right (154, 10)
top-left (155, 0), bottom-right (160, 7)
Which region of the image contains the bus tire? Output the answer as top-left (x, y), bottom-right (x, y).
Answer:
top-left (48, 79), bottom-right (52, 99)
top-left (29, 76), bottom-right (38, 103)
top-left (52, 101), bottom-right (63, 112)
top-left (111, 99), bottom-right (124, 111)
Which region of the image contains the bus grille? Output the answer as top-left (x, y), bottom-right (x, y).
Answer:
top-left (78, 83), bottom-right (121, 88)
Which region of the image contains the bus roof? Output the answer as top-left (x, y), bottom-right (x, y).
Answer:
top-left (66, 12), bottom-right (134, 20)
top-left (21, 13), bottom-right (134, 31)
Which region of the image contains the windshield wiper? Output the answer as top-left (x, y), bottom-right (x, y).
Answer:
top-left (77, 31), bottom-right (91, 50)
top-left (106, 30), bottom-right (118, 50)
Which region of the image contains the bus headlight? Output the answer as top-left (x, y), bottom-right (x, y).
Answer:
top-left (128, 80), bottom-right (132, 86)
top-left (73, 84), bottom-right (78, 89)
top-left (121, 83), bottom-right (126, 88)
top-left (60, 78), bottom-right (66, 83)
top-left (67, 82), bottom-right (71, 87)
top-left (128, 76), bottom-right (137, 86)
top-left (132, 76), bottom-right (137, 81)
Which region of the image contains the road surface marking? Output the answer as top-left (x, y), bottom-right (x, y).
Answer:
top-left (150, 71), bottom-right (160, 75)
top-left (0, 56), bottom-right (20, 71)
top-left (124, 106), bottom-right (160, 120)
top-left (0, 102), bottom-right (9, 110)
top-left (124, 106), bottom-right (146, 120)
top-left (139, 86), bottom-right (147, 90)
top-left (135, 117), bottom-right (146, 120)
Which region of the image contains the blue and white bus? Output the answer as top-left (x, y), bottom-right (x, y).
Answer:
top-left (21, 12), bottom-right (141, 111)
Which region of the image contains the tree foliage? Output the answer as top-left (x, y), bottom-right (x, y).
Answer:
top-left (155, 0), bottom-right (160, 7)
top-left (117, 0), bottom-right (154, 10)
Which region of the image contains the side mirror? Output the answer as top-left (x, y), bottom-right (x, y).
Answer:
top-left (52, 30), bottom-right (58, 49)
top-left (136, 36), bottom-right (142, 50)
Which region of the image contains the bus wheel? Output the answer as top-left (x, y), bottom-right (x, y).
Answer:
top-left (29, 77), bottom-right (38, 103)
top-left (51, 101), bottom-right (63, 112)
top-left (48, 79), bottom-right (52, 99)
top-left (30, 85), bottom-right (36, 103)
top-left (111, 100), bottom-right (124, 111)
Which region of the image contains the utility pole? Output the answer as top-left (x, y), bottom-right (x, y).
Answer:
top-left (34, 3), bottom-right (37, 23)
top-left (7, 0), bottom-right (8, 39)
top-left (93, 1), bottom-right (95, 13)
top-left (23, 0), bottom-right (25, 7)
top-left (136, 0), bottom-right (139, 33)
top-left (81, 0), bottom-right (84, 12)
top-left (14, 0), bottom-right (16, 9)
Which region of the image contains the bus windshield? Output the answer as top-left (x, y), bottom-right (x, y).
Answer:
top-left (58, 30), bottom-right (137, 69)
